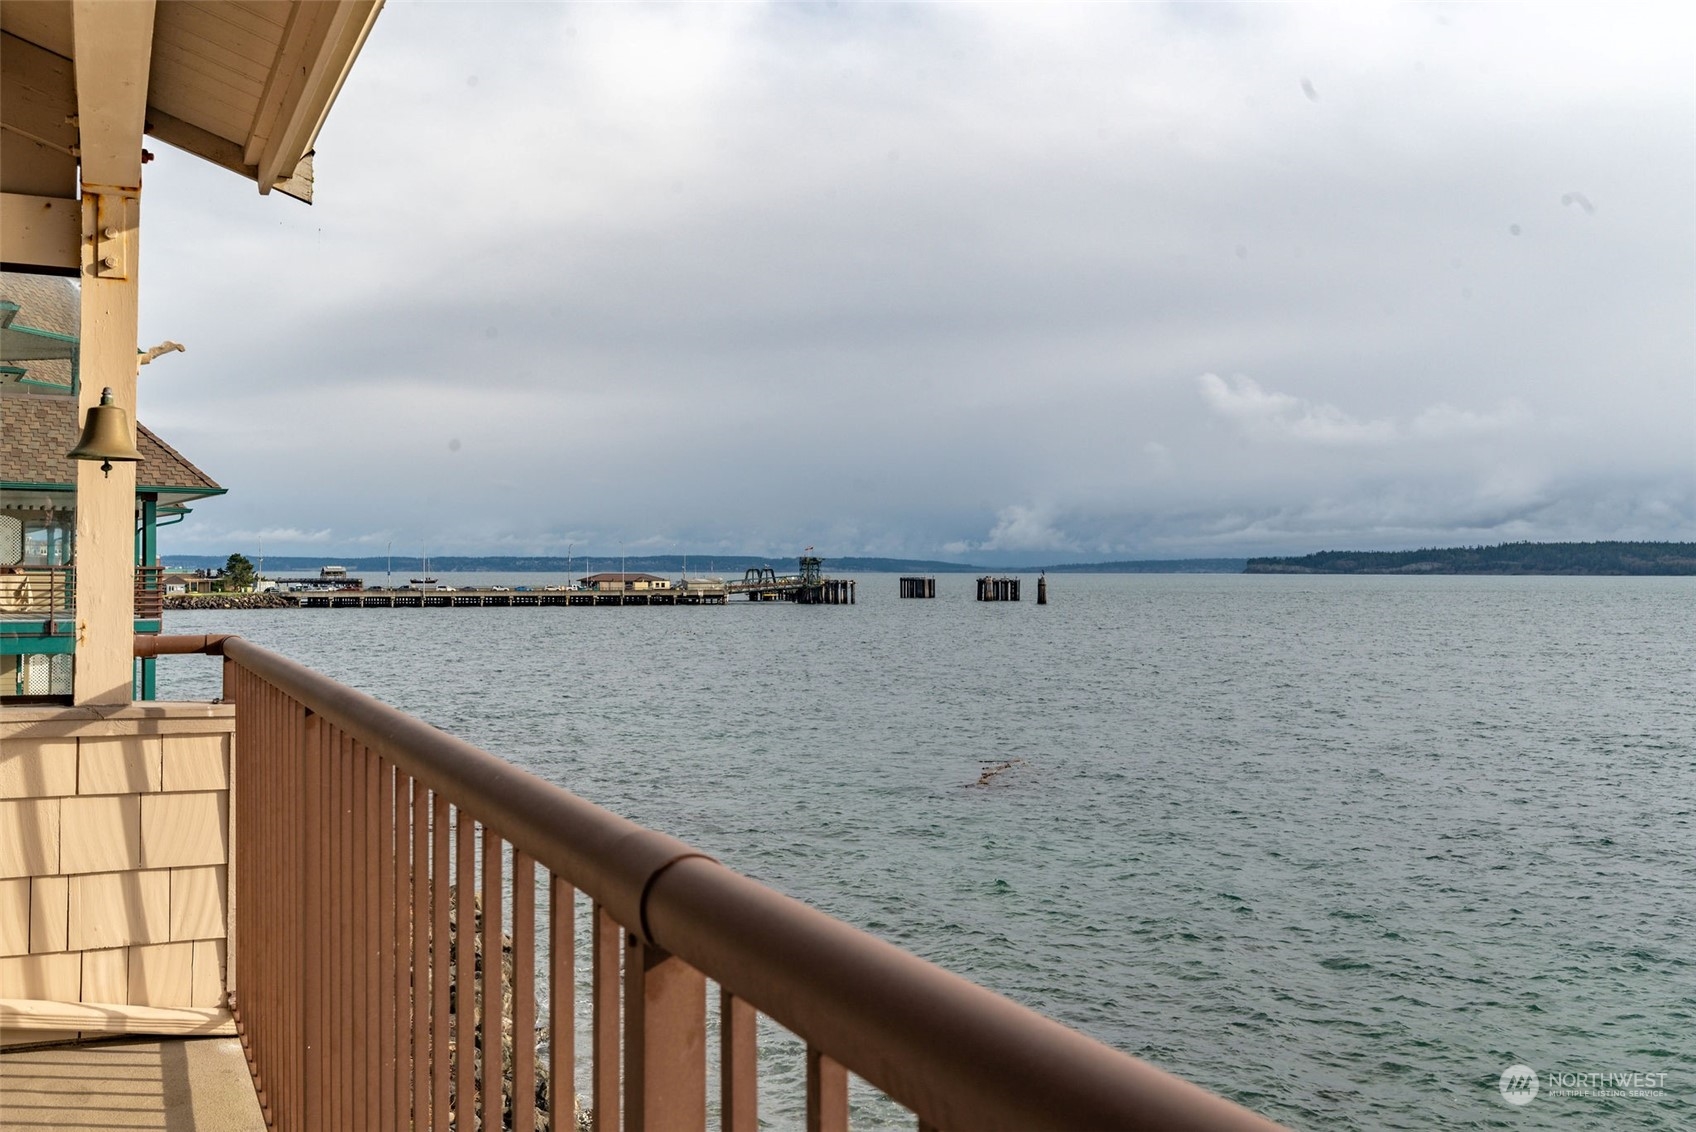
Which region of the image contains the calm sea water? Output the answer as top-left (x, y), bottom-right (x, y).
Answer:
top-left (157, 574), bottom-right (1694, 1130)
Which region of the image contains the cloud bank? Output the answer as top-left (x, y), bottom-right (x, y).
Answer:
top-left (128, 2), bottom-right (1694, 562)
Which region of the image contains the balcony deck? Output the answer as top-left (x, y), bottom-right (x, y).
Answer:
top-left (0, 1037), bottom-right (262, 1130)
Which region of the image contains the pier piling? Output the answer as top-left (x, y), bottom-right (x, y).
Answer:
top-left (899, 576), bottom-right (936, 598)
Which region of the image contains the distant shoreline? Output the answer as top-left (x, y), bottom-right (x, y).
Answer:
top-left (160, 541), bottom-right (1696, 578)
top-left (1246, 541), bottom-right (1696, 576)
top-left (160, 554), bottom-right (1250, 575)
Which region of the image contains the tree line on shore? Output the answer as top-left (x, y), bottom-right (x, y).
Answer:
top-left (1245, 541), bottom-right (1696, 575)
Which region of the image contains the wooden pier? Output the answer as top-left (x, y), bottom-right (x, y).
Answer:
top-left (217, 556), bottom-right (860, 610)
top-left (900, 576), bottom-right (936, 598)
top-left (291, 588), bottom-right (729, 609)
top-left (976, 576), bottom-right (1021, 601)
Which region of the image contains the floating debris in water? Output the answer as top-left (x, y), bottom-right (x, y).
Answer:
top-left (970, 759), bottom-right (1025, 787)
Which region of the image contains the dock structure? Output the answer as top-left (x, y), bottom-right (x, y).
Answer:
top-left (977, 576), bottom-right (1021, 601)
top-left (728, 556), bottom-right (856, 603)
top-left (292, 587), bottom-right (728, 608)
top-left (900, 576), bottom-right (937, 598)
top-left (216, 556), bottom-right (859, 610)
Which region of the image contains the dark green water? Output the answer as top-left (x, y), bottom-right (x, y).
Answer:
top-left (158, 574), bottom-right (1694, 1130)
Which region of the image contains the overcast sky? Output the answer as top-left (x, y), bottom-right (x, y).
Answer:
top-left (135, 2), bottom-right (1695, 564)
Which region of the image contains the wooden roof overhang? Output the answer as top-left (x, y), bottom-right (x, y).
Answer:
top-left (1, 0), bottom-right (383, 273)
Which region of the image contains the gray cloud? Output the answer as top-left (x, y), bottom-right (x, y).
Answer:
top-left (134, 2), bottom-right (1695, 562)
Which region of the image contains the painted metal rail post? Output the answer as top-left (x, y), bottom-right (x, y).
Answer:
top-left (137, 633), bottom-right (1289, 1132)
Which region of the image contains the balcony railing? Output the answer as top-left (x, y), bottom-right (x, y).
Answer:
top-left (135, 564), bottom-right (163, 621)
top-left (0, 565), bottom-right (163, 623)
top-left (139, 634), bottom-right (1285, 1132)
top-left (0, 565), bottom-right (73, 620)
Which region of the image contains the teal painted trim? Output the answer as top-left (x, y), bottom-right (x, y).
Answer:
top-left (0, 633), bottom-right (76, 656)
top-left (155, 509), bottom-right (191, 528)
top-left (134, 619), bottom-right (162, 633)
top-left (0, 366), bottom-right (24, 376)
top-left (138, 496), bottom-right (157, 565)
top-left (6, 323), bottom-right (77, 344)
top-left (17, 378), bottom-right (73, 391)
top-left (0, 482), bottom-right (226, 496)
top-left (137, 656), bottom-right (157, 701)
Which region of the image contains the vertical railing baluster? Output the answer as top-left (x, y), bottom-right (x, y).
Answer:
top-left (512, 851), bottom-right (536, 1132)
top-left (549, 876), bottom-right (575, 1132)
top-left (326, 723), bottom-right (342, 1129)
top-left (592, 903), bottom-right (621, 1132)
top-left (292, 698), bottom-right (302, 1131)
top-left (364, 748), bottom-right (382, 1130)
top-left (289, 699), bottom-right (304, 1130)
top-left (623, 934), bottom-right (707, 1129)
top-left (258, 682), bottom-right (275, 1120)
top-left (806, 1047), bottom-right (849, 1132)
top-left (305, 711), bottom-right (326, 1130)
top-left (432, 793), bottom-right (451, 1132)
top-left (377, 758), bottom-right (397, 1129)
top-left (412, 779), bottom-right (431, 1128)
top-left (455, 809), bottom-right (476, 1130)
top-left (340, 729), bottom-right (357, 1132)
top-left (480, 828), bottom-right (505, 1131)
top-left (721, 990), bottom-right (758, 1132)
top-left (337, 727), bottom-right (351, 1128)
top-left (392, 769), bottom-right (412, 1125)
top-left (350, 741), bottom-right (368, 1128)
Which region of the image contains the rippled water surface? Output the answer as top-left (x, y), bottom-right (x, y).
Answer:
top-left (158, 574), bottom-right (1694, 1129)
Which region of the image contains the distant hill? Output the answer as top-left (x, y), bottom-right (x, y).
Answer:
top-left (1038, 558), bottom-right (1247, 574)
top-left (159, 553), bottom-right (1247, 575)
top-left (1245, 541), bottom-right (1696, 575)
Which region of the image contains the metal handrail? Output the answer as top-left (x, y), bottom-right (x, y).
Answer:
top-left (141, 633), bottom-right (1285, 1131)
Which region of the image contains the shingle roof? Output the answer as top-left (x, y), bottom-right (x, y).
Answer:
top-left (1, 273), bottom-right (78, 390)
top-left (0, 392), bottom-right (222, 494)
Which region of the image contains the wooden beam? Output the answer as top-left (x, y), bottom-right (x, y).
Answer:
top-left (144, 106), bottom-right (316, 205)
top-left (0, 32), bottom-right (79, 198)
top-left (143, 106), bottom-right (251, 180)
top-left (0, 192), bottom-right (80, 271)
top-left (248, 0), bottom-right (380, 194)
top-left (70, 0), bottom-right (157, 191)
top-left (0, 32), bottom-right (78, 155)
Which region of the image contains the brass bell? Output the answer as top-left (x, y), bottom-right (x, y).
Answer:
top-left (67, 387), bottom-right (143, 476)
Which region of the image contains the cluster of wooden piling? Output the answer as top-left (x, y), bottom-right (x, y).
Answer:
top-left (795, 579), bottom-right (856, 604)
top-left (976, 577), bottom-right (1021, 602)
top-left (899, 576), bottom-right (937, 599)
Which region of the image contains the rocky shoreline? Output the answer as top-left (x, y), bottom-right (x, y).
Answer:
top-left (163, 593), bottom-right (298, 610)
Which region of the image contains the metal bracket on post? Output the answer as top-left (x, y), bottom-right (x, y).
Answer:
top-left (83, 190), bottom-right (137, 280)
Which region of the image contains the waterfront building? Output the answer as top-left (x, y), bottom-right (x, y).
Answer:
top-left (580, 570), bottom-right (673, 593)
top-left (1, 274), bottom-right (224, 699)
